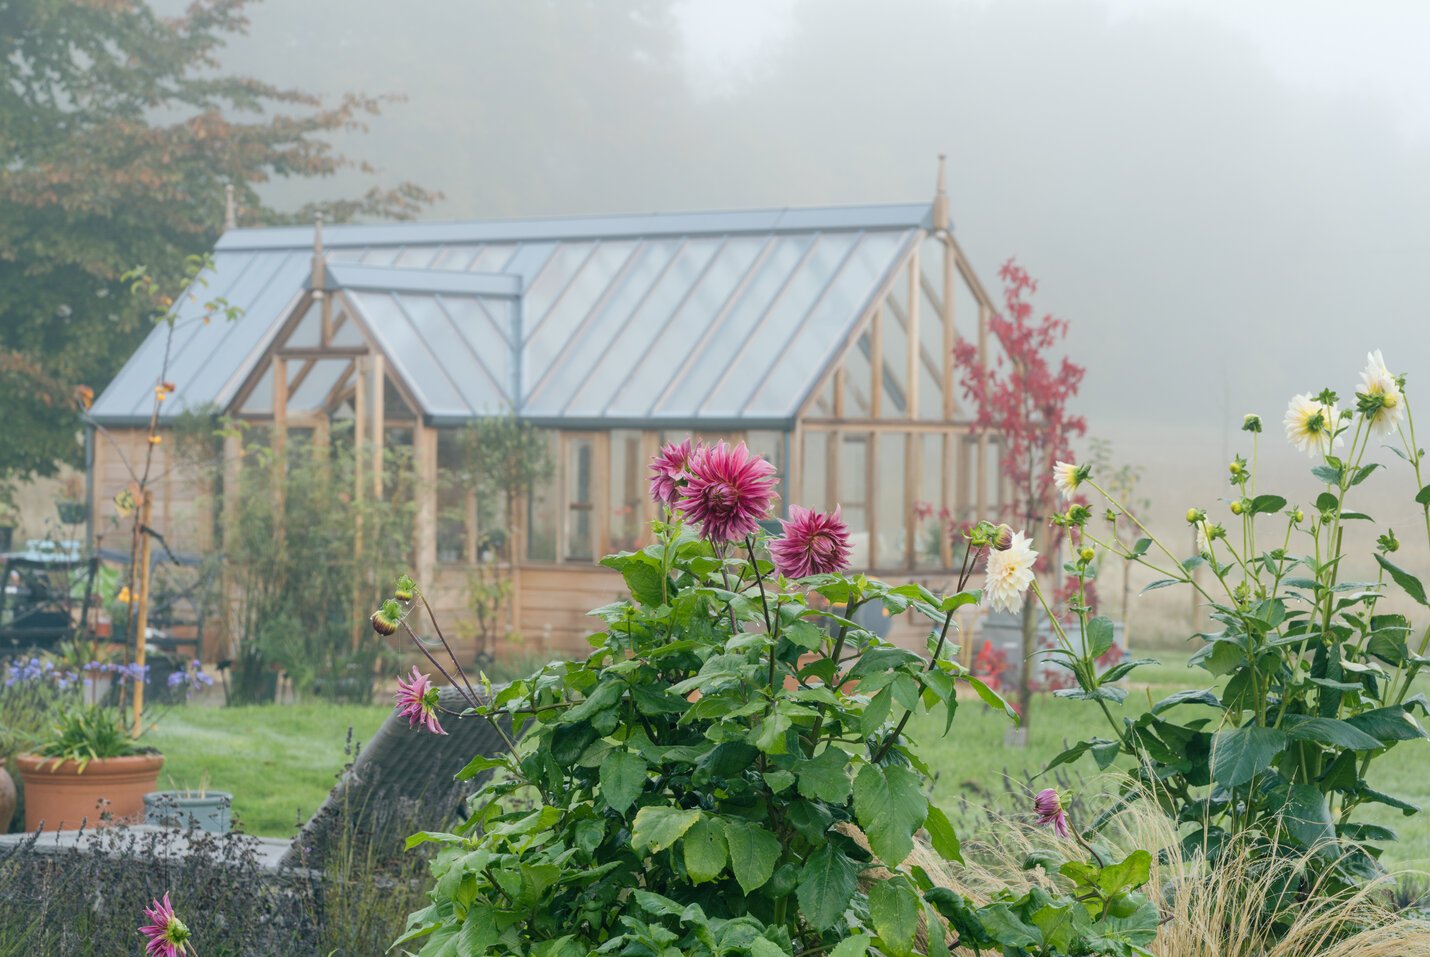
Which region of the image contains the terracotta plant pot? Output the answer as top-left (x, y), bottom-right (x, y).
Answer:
top-left (15, 752), bottom-right (165, 832)
top-left (0, 765), bottom-right (16, 832)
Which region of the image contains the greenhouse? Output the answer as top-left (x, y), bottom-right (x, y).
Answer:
top-left (88, 176), bottom-right (1005, 656)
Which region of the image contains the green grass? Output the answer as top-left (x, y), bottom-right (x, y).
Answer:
top-left (913, 655), bottom-right (1430, 870)
top-left (143, 657), bottom-right (1430, 870)
top-left (144, 702), bottom-right (389, 837)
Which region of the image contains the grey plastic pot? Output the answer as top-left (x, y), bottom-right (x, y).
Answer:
top-left (143, 791), bottom-right (233, 833)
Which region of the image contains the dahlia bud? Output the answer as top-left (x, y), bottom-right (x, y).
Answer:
top-left (1229, 500), bottom-right (1244, 515)
top-left (1378, 529), bottom-right (1400, 554)
top-left (1186, 507), bottom-right (1206, 524)
top-left (394, 574), bottom-right (418, 603)
top-left (1079, 546), bottom-right (1095, 563)
top-left (370, 598), bottom-right (403, 636)
top-left (1228, 460), bottom-right (1243, 477)
top-left (992, 523), bottom-right (1015, 551)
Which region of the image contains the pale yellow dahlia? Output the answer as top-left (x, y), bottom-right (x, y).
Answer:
top-left (1283, 393), bottom-right (1341, 457)
top-left (1358, 350), bottom-right (1405, 436)
top-left (1052, 461), bottom-right (1082, 501)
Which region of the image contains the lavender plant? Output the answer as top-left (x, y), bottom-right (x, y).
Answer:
top-left (377, 441), bottom-right (1161, 956)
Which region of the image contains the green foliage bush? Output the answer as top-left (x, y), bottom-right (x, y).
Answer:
top-left (1043, 364), bottom-right (1430, 909)
top-left (387, 511), bottom-right (1160, 956)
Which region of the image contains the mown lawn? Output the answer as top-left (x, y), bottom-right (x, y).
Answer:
top-left (143, 702), bottom-right (389, 837)
top-left (145, 658), bottom-right (1430, 870)
top-left (913, 657), bottom-right (1430, 870)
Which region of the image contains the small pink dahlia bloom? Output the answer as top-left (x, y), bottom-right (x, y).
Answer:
top-left (139, 893), bottom-right (191, 957)
top-left (1034, 787), bottom-right (1071, 838)
top-left (770, 505), bottom-right (852, 578)
top-left (677, 441), bottom-right (778, 542)
top-left (648, 437), bottom-right (703, 507)
top-left (395, 666), bottom-right (447, 735)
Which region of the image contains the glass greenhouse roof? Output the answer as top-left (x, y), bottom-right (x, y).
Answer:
top-left (91, 203), bottom-right (933, 428)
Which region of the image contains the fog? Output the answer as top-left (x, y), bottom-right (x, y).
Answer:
top-left (200, 0), bottom-right (1430, 534)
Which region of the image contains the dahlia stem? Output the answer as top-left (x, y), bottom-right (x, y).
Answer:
top-left (714, 540), bottom-right (739, 633)
top-left (871, 605), bottom-right (956, 764)
top-left (418, 594), bottom-right (481, 705)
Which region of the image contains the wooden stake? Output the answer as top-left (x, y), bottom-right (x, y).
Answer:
top-left (131, 490), bottom-right (153, 737)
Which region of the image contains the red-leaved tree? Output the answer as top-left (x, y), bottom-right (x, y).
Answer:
top-left (955, 259), bottom-right (1086, 728)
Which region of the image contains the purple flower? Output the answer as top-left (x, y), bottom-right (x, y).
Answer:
top-left (648, 437), bottom-right (703, 508)
top-left (769, 505), bottom-right (853, 578)
top-left (676, 441), bottom-right (778, 542)
top-left (1034, 788), bottom-right (1071, 838)
top-left (139, 893), bottom-right (192, 957)
top-left (394, 667), bottom-right (446, 735)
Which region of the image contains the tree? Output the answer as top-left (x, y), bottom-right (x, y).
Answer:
top-left (0, 0), bottom-right (435, 485)
top-left (955, 259), bottom-right (1086, 729)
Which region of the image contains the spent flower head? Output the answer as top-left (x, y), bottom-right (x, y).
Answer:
top-left (648, 437), bottom-right (703, 508)
top-left (139, 893), bottom-right (191, 957)
top-left (1242, 413), bottom-right (1262, 433)
top-left (769, 505), bottom-right (853, 579)
top-left (395, 666), bottom-right (446, 735)
top-left (1033, 788), bottom-right (1071, 838)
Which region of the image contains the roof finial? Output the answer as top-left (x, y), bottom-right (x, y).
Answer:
top-left (223, 183), bottom-right (237, 231)
top-left (932, 153), bottom-right (950, 236)
top-left (311, 210), bottom-right (326, 294)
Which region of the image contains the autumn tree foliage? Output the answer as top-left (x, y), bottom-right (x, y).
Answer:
top-left (0, 0), bottom-right (436, 486)
top-left (955, 259), bottom-right (1086, 726)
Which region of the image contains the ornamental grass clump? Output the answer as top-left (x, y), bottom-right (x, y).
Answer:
top-left (1020, 349), bottom-right (1430, 916)
top-left (376, 440), bottom-right (1162, 956)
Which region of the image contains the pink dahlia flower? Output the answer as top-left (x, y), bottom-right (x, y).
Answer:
top-left (648, 437), bottom-right (703, 508)
top-left (1033, 787), bottom-right (1071, 838)
top-left (770, 505), bottom-right (852, 578)
top-left (395, 666), bottom-right (447, 735)
top-left (676, 441), bottom-right (778, 542)
top-left (139, 893), bottom-right (192, 957)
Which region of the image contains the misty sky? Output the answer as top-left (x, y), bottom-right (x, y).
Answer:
top-left (201, 0), bottom-right (1430, 522)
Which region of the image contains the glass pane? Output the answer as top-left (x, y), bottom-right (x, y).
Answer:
top-left (565, 438), bottom-right (595, 562)
top-left (394, 246), bottom-right (440, 268)
top-left (605, 236), bottom-right (767, 417)
top-left (440, 296), bottom-right (512, 411)
top-left (525, 240), bottom-right (679, 414)
top-left (361, 247), bottom-right (401, 266)
top-left (874, 432), bottom-right (907, 568)
top-left (749, 231), bottom-right (903, 417)
top-left (880, 278), bottom-right (910, 420)
top-left (330, 309), bottom-right (366, 347)
top-left (524, 242), bottom-right (596, 333)
top-left (800, 431), bottom-right (829, 512)
top-left (468, 243), bottom-right (517, 273)
top-left (390, 294), bottom-right (475, 414)
top-left (843, 334), bottom-right (873, 418)
top-left (810, 375), bottom-right (835, 417)
top-left (657, 235), bottom-right (812, 415)
top-left (527, 431), bottom-right (558, 561)
top-left (429, 244), bottom-right (482, 270)
top-left (919, 284), bottom-right (945, 420)
top-left (557, 239), bottom-right (722, 415)
top-left (239, 362), bottom-right (274, 414)
top-left (287, 359), bottom-right (350, 413)
top-left (527, 241), bottom-right (638, 365)
top-left (840, 434), bottom-right (869, 568)
top-left (285, 300), bottom-right (322, 348)
top-left (436, 429), bottom-right (469, 564)
top-left (914, 433), bottom-right (945, 569)
top-left (608, 430), bottom-right (644, 553)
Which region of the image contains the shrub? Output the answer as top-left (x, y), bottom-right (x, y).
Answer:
top-left (1031, 351), bottom-right (1430, 906)
top-left (380, 441), bottom-right (1161, 956)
